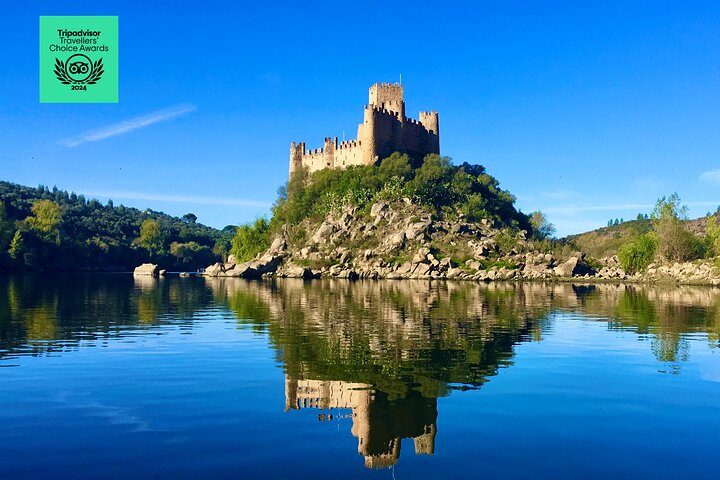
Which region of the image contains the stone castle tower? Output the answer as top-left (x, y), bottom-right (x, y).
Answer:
top-left (289, 83), bottom-right (439, 176)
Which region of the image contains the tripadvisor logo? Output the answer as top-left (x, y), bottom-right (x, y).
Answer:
top-left (40, 16), bottom-right (118, 103)
top-left (54, 54), bottom-right (104, 89)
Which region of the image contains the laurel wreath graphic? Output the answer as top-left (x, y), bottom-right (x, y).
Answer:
top-left (54, 57), bottom-right (104, 85)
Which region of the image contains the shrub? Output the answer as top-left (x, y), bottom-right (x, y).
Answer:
top-left (618, 234), bottom-right (658, 274)
top-left (495, 229), bottom-right (520, 254)
top-left (231, 218), bottom-right (270, 262)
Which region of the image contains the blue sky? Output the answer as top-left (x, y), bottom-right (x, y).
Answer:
top-left (1, 1), bottom-right (719, 236)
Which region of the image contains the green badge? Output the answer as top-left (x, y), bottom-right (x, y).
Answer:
top-left (39, 16), bottom-right (118, 103)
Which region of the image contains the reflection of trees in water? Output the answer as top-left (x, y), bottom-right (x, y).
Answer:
top-left (0, 275), bottom-right (213, 357)
top-left (209, 279), bottom-right (552, 398)
top-left (576, 284), bottom-right (720, 362)
top-left (2, 276), bottom-right (719, 367)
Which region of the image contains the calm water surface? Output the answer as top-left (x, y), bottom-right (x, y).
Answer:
top-left (0, 275), bottom-right (719, 479)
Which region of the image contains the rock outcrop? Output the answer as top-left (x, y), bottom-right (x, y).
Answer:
top-left (133, 263), bottom-right (160, 277)
top-left (203, 253), bottom-right (285, 279)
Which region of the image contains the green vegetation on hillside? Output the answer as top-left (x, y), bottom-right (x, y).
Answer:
top-left (275, 154), bottom-right (529, 228)
top-left (231, 153), bottom-right (534, 257)
top-left (0, 182), bottom-right (234, 271)
top-left (230, 218), bottom-right (271, 262)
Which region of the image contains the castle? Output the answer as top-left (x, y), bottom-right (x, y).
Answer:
top-left (289, 82), bottom-right (440, 175)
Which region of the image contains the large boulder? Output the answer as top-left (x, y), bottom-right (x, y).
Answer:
top-left (204, 262), bottom-right (224, 277)
top-left (413, 263), bottom-right (432, 276)
top-left (134, 263), bottom-right (159, 276)
top-left (283, 264), bottom-right (314, 279)
top-left (311, 222), bottom-right (336, 244)
top-left (245, 254), bottom-right (284, 277)
top-left (370, 202), bottom-right (388, 218)
top-left (412, 247), bottom-right (431, 264)
top-left (446, 267), bottom-right (463, 279)
top-left (405, 220), bottom-right (431, 241)
top-left (553, 254), bottom-right (594, 277)
top-left (389, 231), bottom-right (406, 249)
top-left (223, 263), bottom-right (255, 277)
top-left (268, 236), bottom-right (287, 254)
top-left (554, 257), bottom-right (579, 277)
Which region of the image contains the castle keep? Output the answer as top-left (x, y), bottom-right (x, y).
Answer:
top-left (289, 83), bottom-right (440, 175)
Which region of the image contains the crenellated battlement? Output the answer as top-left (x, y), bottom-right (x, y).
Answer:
top-left (338, 139), bottom-right (361, 149)
top-left (290, 83), bottom-right (439, 176)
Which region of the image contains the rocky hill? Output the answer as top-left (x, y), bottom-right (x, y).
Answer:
top-left (205, 200), bottom-right (720, 285)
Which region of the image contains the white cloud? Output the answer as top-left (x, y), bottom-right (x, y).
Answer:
top-left (60, 103), bottom-right (196, 147)
top-left (700, 169), bottom-right (720, 185)
top-left (538, 189), bottom-right (585, 201)
top-left (83, 190), bottom-right (271, 209)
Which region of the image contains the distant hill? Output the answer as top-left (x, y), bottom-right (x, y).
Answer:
top-left (566, 215), bottom-right (715, 259)
top-left (0, 181), bottom-right (235, 271)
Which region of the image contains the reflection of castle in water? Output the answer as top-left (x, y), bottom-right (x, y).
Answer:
top-left (285, 377), bottom-right (437, 468)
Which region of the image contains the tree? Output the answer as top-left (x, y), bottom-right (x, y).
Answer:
top-left (170, 241), bottom-right (213, 267)
top-left (213, 238), bottom-right (231, 261)
top-left (529, 211), bottom-right (555, 239)
top-left (26, 199), bottom-right (62, 244)
top-left (231, 218), bottom-right (270, 262)
top-left (652, 194), bottom-right (703, 262)
top-left (8, 230), bottom-right (25, 261)
top-left (0, 202), bottom-right (14, 251)
top-left (409, 155), bottom-right (455, 206)
top-left (377, 152), bottom-right (412, 182)
top-left (134, 219), bottom-right (165, 254)
top-left (182, 213), bottom-right (197, 224)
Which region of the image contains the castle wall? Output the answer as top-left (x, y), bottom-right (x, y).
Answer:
top-left (334, 140), bottom-right (364, 168)
top-left (290, 83), bottom-right (439, 175)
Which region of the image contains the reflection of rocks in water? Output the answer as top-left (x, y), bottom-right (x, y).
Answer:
top-left (208, 279), bottom-right (720, 370)
top-left (285, 376), bottom-right (437, 469)
top-left (132, 274), bottom-right (160, 291)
